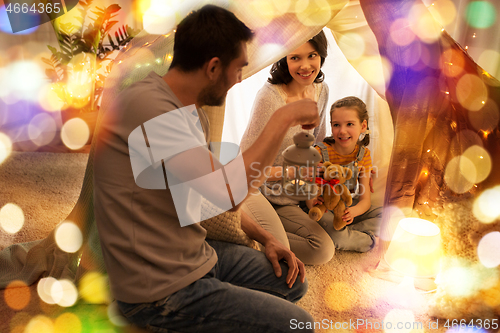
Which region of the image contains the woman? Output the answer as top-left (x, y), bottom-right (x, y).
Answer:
top-left (240, 30), bottom-right (335, 265)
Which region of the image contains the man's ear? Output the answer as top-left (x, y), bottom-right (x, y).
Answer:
top-left (205, 57), bottom-right (222, 81)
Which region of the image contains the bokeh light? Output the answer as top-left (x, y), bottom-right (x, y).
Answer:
top-left (37, 277), bottom-right (61, 305)
top-left (61, 118), bottom-right (90, 150)
top-left (450, 129), bottom-right (483, 153)
top-left (10, 312), bottom-right (31, 333)
top-left (254, 43), bottom-right (286, 70)
top-left (0, 203), bottom-right (25, 234)
top-left (38, 83), bottom-right (65, 112)
top-left (0, 5), bottom-right (39, 34)
top-left (54, 279), bottom-right (79, 307)
top-left (461, 146), bottom-right (491, 184)
top-left (143, 0), bottom-right (176, 34)
top-left (24, 315), bottom-right (54, 333)
top-left (79, 271), bottom-right (110, 304)
top-left (444, 155), bottom-right (475, 194)
top-left (478, 49), bottom-right (500, 78)
top-left (296, 0), bottom-right (332, 27)
top-left (477, 232), bottom-right (500, 268)
top-left (438, 260), bottom-right (483, 297)
top-left (270, 0), bottom-right (291, 15)
top-left (247, 0), bottom-right (280, 26)
top-left (55, 221), bottom-right (83, 253)
top-left (408, 3), bottom-right (441, 44)
top-left (428, 0), bottom-right (457, 27)
top-left (466, 1), bottom-right (496, 29)
top-left (4, 280), bottom-right (31, 310)
top-left (389, 18), bottom-right (416, 47)
top-left (338, 33), bottom-right (366, 60)
top-left (468, 98), bottom-right (500, 133)
top-left (0, 132), bottom-right (13, 165)
top-left (356, 56), bottom-right (393, 94)
top-left (383, 309), bottom-right (415, 333)
top-left (440, 48), bottom-right (465, 78)
top-left (456, 74), bottom-right (488, 112)
top-left (54, 312), bottom-right (82, 333)
top-left (473, 185), bottom-right (500, 223)
top-left (324, 281), bottom-right (357, 311)
top-left (107, 301), bottom-right (129, 327)
top-left (1, 60), bottom-right (45, 103)
top-left (28, 113), bottom-right (57, 147)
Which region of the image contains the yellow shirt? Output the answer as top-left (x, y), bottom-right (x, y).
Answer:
top-left (315, 143), bottom-right (372, 178)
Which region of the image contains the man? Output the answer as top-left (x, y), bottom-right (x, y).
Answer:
top-left (94, 5), bottom-right (319, 332)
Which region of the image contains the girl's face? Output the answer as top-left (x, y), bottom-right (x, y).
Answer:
top-left (286, 42), bottom-right (321, 86)
top-left (330, 107), bottom-right (367, 155)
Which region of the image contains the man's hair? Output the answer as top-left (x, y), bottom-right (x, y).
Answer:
top-left (170, 5), bottom-right (254, 72)
top-left (268, 30), bottom-right (328, 85)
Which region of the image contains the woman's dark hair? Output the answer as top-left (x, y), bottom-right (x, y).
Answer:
top-left (170, 5), bottom-right (254, 72)
top-left (268, 30), bottom-right (328, 85)
top-left (324, 96), bottom-right (370, 147)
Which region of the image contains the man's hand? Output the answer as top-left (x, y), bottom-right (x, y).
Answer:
top-left (264, 238), bottom-right (306, 288)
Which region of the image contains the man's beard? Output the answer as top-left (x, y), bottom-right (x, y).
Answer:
top-left (197, 71), bottom-right (228, 107)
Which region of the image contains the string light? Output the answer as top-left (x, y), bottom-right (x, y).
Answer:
top-left (472, 33), bottom-right (476, 38)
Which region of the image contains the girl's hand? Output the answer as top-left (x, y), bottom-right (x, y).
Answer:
top-left (342, 208), bottom-right (353, 225)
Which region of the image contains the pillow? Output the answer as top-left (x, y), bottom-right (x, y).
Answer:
top-left (200, 198), bottom-right (259, 250)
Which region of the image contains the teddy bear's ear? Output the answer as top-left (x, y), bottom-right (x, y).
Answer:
top-left (345, 167), bottom-right (353, 180)
top-left (323, 161), bottom-right (332, 169)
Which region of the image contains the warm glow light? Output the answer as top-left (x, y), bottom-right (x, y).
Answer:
top-left (444, 155), bottom-right (475, 194)
top-left (296, 0), bottom-right (332, 26)
top-left (4, 280), bottom-right (31, 310)
top-left (389, 18), bottom-right (416, 46)
top-left (356, 56), bottom-right (392, 94)
top-left (28, 113), bottom-right (57, 147)
top-left (408, 3), bottom-right (441, 44)
top-left (7, 61), bottom-right (45, 102)
top-left (324, 282), bottom-right (357, 311)
top-left (55, 221), bottom-right (83, 253)
top-left (143, 0), bottom-right (176, 34)
top-left (462, 146), bottom-right (491, 184)
top-left (427, 0), bottom-right (457, 26)
top-left (456, 74), bottom-right (488, 112)
top-left (54, 313), bottom-right (82, 333)
top-left (477, 232), bottom-right (500, 268)
top-left (380, 206), bottom-right (407, 241)
top-left (248, 0), bottom-right (280, 26)
top-left (38, 83), bottom-right (65, 112)
top-left (384, 218), bottom-right (441, 278)
top-left (338, 33), bottom-right (366, 60)
top-left (473, 186), bottom-right (500, 223)
top-left (468, 98), bottom-right (500, 133)
top-left (440, 48), bottom-right (464, 77)
top-left (0, 203), bottom-right (25, 234)
top-left (478, 50), bottom-right (500, 77)
top-left (61, 118), bottom-right (90, 150)
top-left (54, 279), bottom-right (79, 307)
top-left (438, 262), bottom-right (481, 297)
top-left (383, 309), bottom-right (416, 333)
top-left (37, 277), bottom-right (60, 305)
top-left (254, 43), bottom-right (286, 70)
top-left (79, 272), bottom-right (110, 304)
top-left (66, 53), bottom-right (94, 109)
top-left (24, 315), bottom-right (54, 333)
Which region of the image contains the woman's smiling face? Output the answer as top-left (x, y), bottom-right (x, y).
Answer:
top-left (286, 42), bottom-right (321, 86)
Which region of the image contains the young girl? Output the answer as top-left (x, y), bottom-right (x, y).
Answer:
top-left (306, 96), bottom-right (381, 252)
top-left (240, 31), bottom-right (336, 265)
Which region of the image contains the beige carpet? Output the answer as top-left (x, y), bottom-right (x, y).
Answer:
top-left (0, 152), bottom-right (454, 333)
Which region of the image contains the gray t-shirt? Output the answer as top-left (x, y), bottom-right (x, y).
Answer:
top-left (94, 71), bottom-right (217, 303)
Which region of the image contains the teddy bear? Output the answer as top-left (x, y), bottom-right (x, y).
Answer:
top-left (308, 162), bottom-right (353, 230)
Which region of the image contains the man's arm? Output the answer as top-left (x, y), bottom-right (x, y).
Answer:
top-left (163, 98), bottom-right (320, 210)
top-left (240, 210), bottom-right (305, 288)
